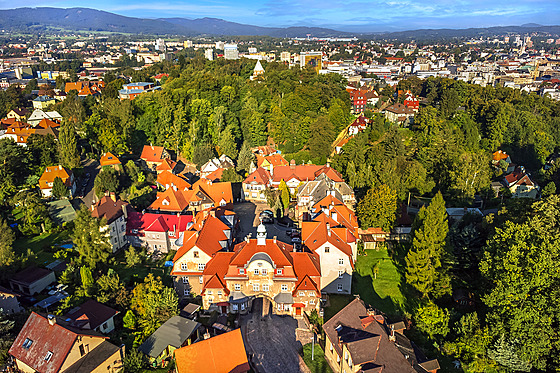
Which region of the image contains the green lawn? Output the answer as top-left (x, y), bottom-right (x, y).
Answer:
top-left (352, 248), bottom-right (406, 317)
top-left (302, 342), bottom-right (333, 373)
top-left (13, 230), bottom-right (71, 265)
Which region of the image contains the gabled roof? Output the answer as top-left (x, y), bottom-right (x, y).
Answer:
top-left (302, 217), bottom-right (354, 258)
top-left (156, 171), bottom-right (191, 191)
top-left (140, 145), bottom-right (167, 163)
top-left (193, 179), bottom-right (233, 206)
top-left (174, 328), bottom-right (249, 373)
top-left (39, 165), bottom-right (73, 189)
top-left (99, 152), bottom-right (121, 166)
top-left (156, 158), bottom-right (177, 172)
top-left (172, 215), bottom-right (230, 262)
top-left (138, 316), bottom-right (200, 358)
top-left (243, 167), bottom-right (272, 185)
top-left (129, 212), bottom-right (193, 238)
top-left (9, 312), bottom-right (106, 373)
top-left (150, 188), bottom-right (190, 212)
top-left (492, 150), bottom-right (510, 162)
top-left (227, 238), bottom-right (295, 279)
top-left (258, 153), bottom-right (288, 168)
top-left (63, 299), bottom-right (119, 331)
top-left (11, 266), bottom-right (53, 286)
top-left (91, 196), bottom-right (128, 224)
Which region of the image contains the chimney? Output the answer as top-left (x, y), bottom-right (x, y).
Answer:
top-left (47, 314), bottom-right (56, 326)
top-left (122, 204), bottom-right (128, 219)
top-left (290, 159), bottom-right (296, 170)
top-left (110, 192), bottom-right (116, 202)
top-left (332, 211), bottom-right (337, 222)
top-left (273, 236), bottom-right (277, 243)
top-left (58, 165), bottom-right (62, 170)
top-left (326, 223), bottom-right (331, 236)
top-left (389, 325), bottom-right (396, 342)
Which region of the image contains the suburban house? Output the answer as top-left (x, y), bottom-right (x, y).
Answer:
top-left (174, 328), bottom-right (250, 373)
top-left (0, 285), bottom-right (22, 314)
top-left (39, 165), bottom-right (75, 198)
top-left (156, 170), bottom-right (191, 191)
top-left (250, 153), bottom-right (289, 174)
top-left (99, 152), bottom-right (122, 170)
top-left (0, 119), bottom-right (60, 146)
top-left (9, 266), bottom-right (56, 296)
top-left (138, 316), bottom-right (201, 366)
top-left (27, 109), bottom-right (63, 127)
top-left (267, 161), bottom-right (345, 194)
top-left (127, 211), bottom-right (193, 254)
top-left (200, 154), bottom-right (235, 178)
top-left (171, 209), bottom-right (235, 298)
top-left (65, 81), bottom-right (105, 97)
top-left (91, 194), bottom-right (130, 252)
top-left (32, 96), bottom-right (55, 109)
top-left (63, 299), bottom-right (119, 334)
top-left (348, 115), bottom-right (368, 136)
top-left (6, 108), bottom-right (29, 121)
top-left (156, 158), bottom-right (178, 174)
top-left (242, 167), bottom-right (272, 202)
top-left (384, 103), bottom-right (415, 126)
top-left (349, 89), bottom-right (367, 113)
top-left (199, 224), bottom-right (322, 317)
top-left (9, 312), bottom-right (124, 373)
top-left (323, 298), bottom-right (439, 373)
top-left (297, 173), bottom-right (355, 216)
top-left (140, 145), bottom-right (170, 171)
top-left (503, 166), bottom-right (539, 198)
top-left (492, 150), bottom-right (515, 173)
top-left (118, 82), bottom-right (161, 100)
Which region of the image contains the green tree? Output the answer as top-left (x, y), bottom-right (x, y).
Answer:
top-left (125, 246), bottom-right (142, 268)
top-left (542, 182), bottom-right (556, 197)
top-left (58, 120), bottom-right (80, 169)
top-left (308, 115), bottom-right (335, 159)
top-left (221, 168), bottom-right (243, 182)
top-left (236, 141), bottom-right (255, 175)
top-left (405, 192), bottom-right (451, 298)
top-left (278, 179), bottom-right (290, 212)
top-left (192, 143), bottom-right (215, 169)
top-left (123, 310), bottom-right (137, 329)
top-left (51, 176), bottom-right (69, 199)
top-left (122, 348), bottom-right (148, 373)
top-left (72, 205), bottom-right (112, 268)
top-left (357, 184), bottom-right (398, 231)
top-left (0, 219), bottom-right (15, 269)
top-left (94, 168), bottom-right (119, 198)
top-left (80, 266), bottom-right (95, 297)
top-left (415, 301), bottom-right (450, 339)
top-left (488, 335), bottom-right (532, 372)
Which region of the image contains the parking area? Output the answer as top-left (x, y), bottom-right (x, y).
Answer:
top-left (233, 202), bottom-right (293, 244)
top-left (242, 298), bottom-right (312, 373)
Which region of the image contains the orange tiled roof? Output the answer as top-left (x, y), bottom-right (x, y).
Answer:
top-left (150, 188), bottom-right (190, 212)
top-left (174, 329), bottom-right (249, 373)
top-left (302, 217), bottom-right (353, 258)
top-left (157, 171), bottom-right (191, 191)
top-left (243, 167), bottom-right (272, 185)
top-left (172, 214), bottom-right (230, 262)
top-left (39, 165), bottom-right (72, 189)
top-left (99, 152), bottom-right (121, 167)
top-left (492, 150), bottom-right (510, 162)
top-left (140, 145), bottom-right (167, 163)
top-left (193, 179), bottom-right (233, 206)
top-left (227, 239), bottom-right (295, 279)
top-left (156, 158), bottom-right (177, 172)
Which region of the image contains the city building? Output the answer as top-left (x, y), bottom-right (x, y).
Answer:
top-left (224, 44), bottom-right (239, 60)
top-left (205, 48), bottom-right (214, 60)
top-left (32, 96), bottom-right (55, 109)
top-left (118, 82), bottom-right (161, 100)
top-left (300, 51), bottom-right (323, 72)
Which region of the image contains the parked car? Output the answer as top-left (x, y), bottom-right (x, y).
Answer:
top-left (259, 212), bottom-right (274, 224)
top-left (291, 237), bottom-right (301, 244)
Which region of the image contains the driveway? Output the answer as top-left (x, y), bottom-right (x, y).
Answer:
top-left (233, 202), bottom-right (292, 244)
top-left (241, 298), bottom-right (312, 373)
top-left (76, 159), bottom-right (100, 208)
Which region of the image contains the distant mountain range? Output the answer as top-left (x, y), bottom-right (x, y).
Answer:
top-left (0, 7), bottom-right (558, 39)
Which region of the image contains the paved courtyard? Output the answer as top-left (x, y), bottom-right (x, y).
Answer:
top-left (233, 202), bottom-right (292, 244)
top-left (241, 298), bottom-right (313, 373)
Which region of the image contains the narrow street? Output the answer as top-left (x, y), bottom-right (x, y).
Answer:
top-left (75, 158), bottom-right (101, 208)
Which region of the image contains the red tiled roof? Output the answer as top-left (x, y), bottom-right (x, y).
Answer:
top-left (99, 152), bottom-right (121, 166)
top-left (243, 167), bottom-right (272, 185)
top-left (140, 145), bottom-right (167, 163)
top-left (156, 171), bottom-right (191, 191)
top-left (150, 188), bottom-right (190, 212)
top-left (39, 165), bottom-right (73, 189)
top-left (193, 179), bottom-right (233, 206)
top-left (172, 215), bottom-right (230, 262)
top-left (302, 218), bottom-right (353, 258)
top-left (204, 168), bottom-right (225, 182)
top-left (156, 158), bottom-right (177, 172)
top-left (91, 196), bottom-right (129, 224)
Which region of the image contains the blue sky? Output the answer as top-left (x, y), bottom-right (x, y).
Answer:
top-left (2, 0), bottom-right (559, 31)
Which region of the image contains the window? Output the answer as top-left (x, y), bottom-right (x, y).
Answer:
top-left (79, 344), bottom-right (85, 357)
top-left (184, 288), bottom-right (189, 296)
top-left (208, 297), bottom-right (214, 303)
top-left (182, 276), bottom-right (188, 284)
top-left (308, 291), bottom-right (314, 297)
top-left (193, 251), bottom-right (199, 258)
top-left (277, 303), bottom-right (283, 310)
top-left (232, 304), bottom-right (238, 311)
top-left (239, 268), bottom-right (245, 275)
top-left (338, 270), bottom-right (344, 279)
top-left (330, 340), bottom-right (333, 352)
top-left (102, 322), bottom-right (108, 330)
top-left (44, 351), bottom-right (53, 361)
top-left (337, 284), bottom-right (343, 292)
top-left (199, 276), bottom-right (203, 284)
top-left (180, 263), bottom-right (187, 270)
top-left (22, 338), bottom-right (33, 349)
top-left (299, 291), bottom-right (305, 296)
top-left (254, 268), bottom-right (259, 275)
top-left (218, 290), bottom-right (222, 296)
top-left (253, 284), bottom-right (259, 291)
top-left (276, 268), bottom-right (282, 275)
top-left (339, 258), bottom-right (344, 265)
top-left (234, 284), bottom-right (241, 291)
top-left (281, 284), bottom-right (288, 292)
top-left (310, 299), bottom-right (315, 305)
top-left (325, 247), bottom-right (330, 253)
top-left (241, 303), bottom-right (245, 311)
top-left (198, 263), bottom-right (205, 271)
top-left (262, 269), bottom-right (267, 275)
top-left (262, 284), bottom-right (269, 291)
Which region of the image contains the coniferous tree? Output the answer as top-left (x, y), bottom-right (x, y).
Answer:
top-left (58, 120), bottom-right (80, 169)
top-left (488, 335), bottom-right (532, 372)
top-left (405, 191), bottom-right (451, 298)
top-left (0, 219), bottom-right (15, 270)
top-left (52, 176), bottom-right (69, 199)
top-left (236, 141), bottom-right (255, 175)
top-left (72, 205), bottom-right (111, 268)
top-left (279, 180), bottom-right (290, 212)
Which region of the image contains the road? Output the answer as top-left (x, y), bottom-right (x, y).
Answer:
top-left (233, 202), bottom-right (293, 244)
top-left (75, 159), bottom-right (101, 208)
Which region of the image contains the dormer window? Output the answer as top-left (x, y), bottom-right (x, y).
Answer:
top-left (276, 268), bottom-right (282, 275)
top-left (44, 351), bottom-right (53, 361)
top-left (22, 338), bottom-right (33, 349)
top-left (193, 251), bottom-right (199, 258)
top-left (239, 268), bottom-right (245, 275)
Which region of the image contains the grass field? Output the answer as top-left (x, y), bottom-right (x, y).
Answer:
top-left (352, 248), bottom-right (406, 317)
top-left (13, 230), bottom-right (71, 265)
top-left (302, 342), bottom-right (333, 373)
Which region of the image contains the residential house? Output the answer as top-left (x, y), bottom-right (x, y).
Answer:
top-left (365, 90), bottom-right (380, 107)
top-left (252, 145), bottom-right (277, 156)
top-left (6, 108), bottom-right (29, 121)
top-left (174, 328), bottom-right (250, 373)
top-left (65, 81), bottom-right (105, 97)
top-left (118, 82), bottom-right (161, 100)
top-left (384, 103), bottom-right (415, 126)
top-left (156, 170), bottom-right (191, 191)
top-left (9, 267), bottom-right (56, 296)
top-left (140, 145), bottom-right (170, 171)
top-left (99, 152), bottom-right (122, 171)
top-left (172, 209), bottom-right (235, 297)
top-left (138, 316), bottom-right (201, 365)
top-left (127, 211), bottom-right (193, 254)
top-left (403, 94), bottom-right (420, 112)
top-left (297, 173), bottom-right (355, 216)
top-left (251, 153), bottom-right (289, 174)
top-left (492, 150), bottom-right (515, 173)
top-left (32, 96), bottom-right (55, 109)
top-left (349, 89), bottom-right (367, 114)
top-left (270, 161), bottom-right (345, 194)
top-left (63, 299), bottom-right (119, 334)
top-left (9, 312), bottom-right (123, 373)
top-left (348, 116), bottom-right (368, 136)
top-left (504, 166), bottom-right (539, 198)
top-left (250, 60), bottom-right (265, 81)
top-left (27, 109), bottom-right (62, 127)
top-left (242, 167), bottom-right (272, 202)
top-left (156, 158), bottom-right (178, 174)
top-left (47, 199), bottom-right (77, 225)
top-left (39, 165), bottom-right (76, 198)
top-left (91, 194), bottom-right (130, 252)
top-left (323, 298), bottom-right (439, 373)
top-left (0, 119), bottom-right (60, 146)
top-left (200, 154), bottom-right (235, 178)
top-left (0, 286), bottom-right (22, 314)
top-left (201, 223), bottom-right (322, 317)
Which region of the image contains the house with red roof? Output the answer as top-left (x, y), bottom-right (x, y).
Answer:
top-left (39, 165), bottom-right (75, 198)
top-left (127, 211), bottom-right (193, 254)
top-left (242, 167), bottom-right (272, 202)
top-left (270, 160), bottom-right (344, 194)
top-left (99, 152), bottom-right (121, 171)
top-left (251, 153), bottom-right (289, 174)
top-left (155, 158), bottom-right (177, 174)
top-left (503, 166), bottom-right (539, 198)
top-left (91, 194), bottom-right (130, 252)
top-left (156, 170), bottom-right (191, 191)
top-left (140, 145), bottom-right (170, 171)
top-left (9, 312), bottom-right (123, 373)
top-left (348, 115), bottom-right (368, 136)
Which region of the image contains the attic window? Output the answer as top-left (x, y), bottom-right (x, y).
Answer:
top-left (162, 199), bottom-right (170, 206)
top-left (22, 338), bottom-right (33, 349)
top-left (44, 351), bottom-right (53, 361)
